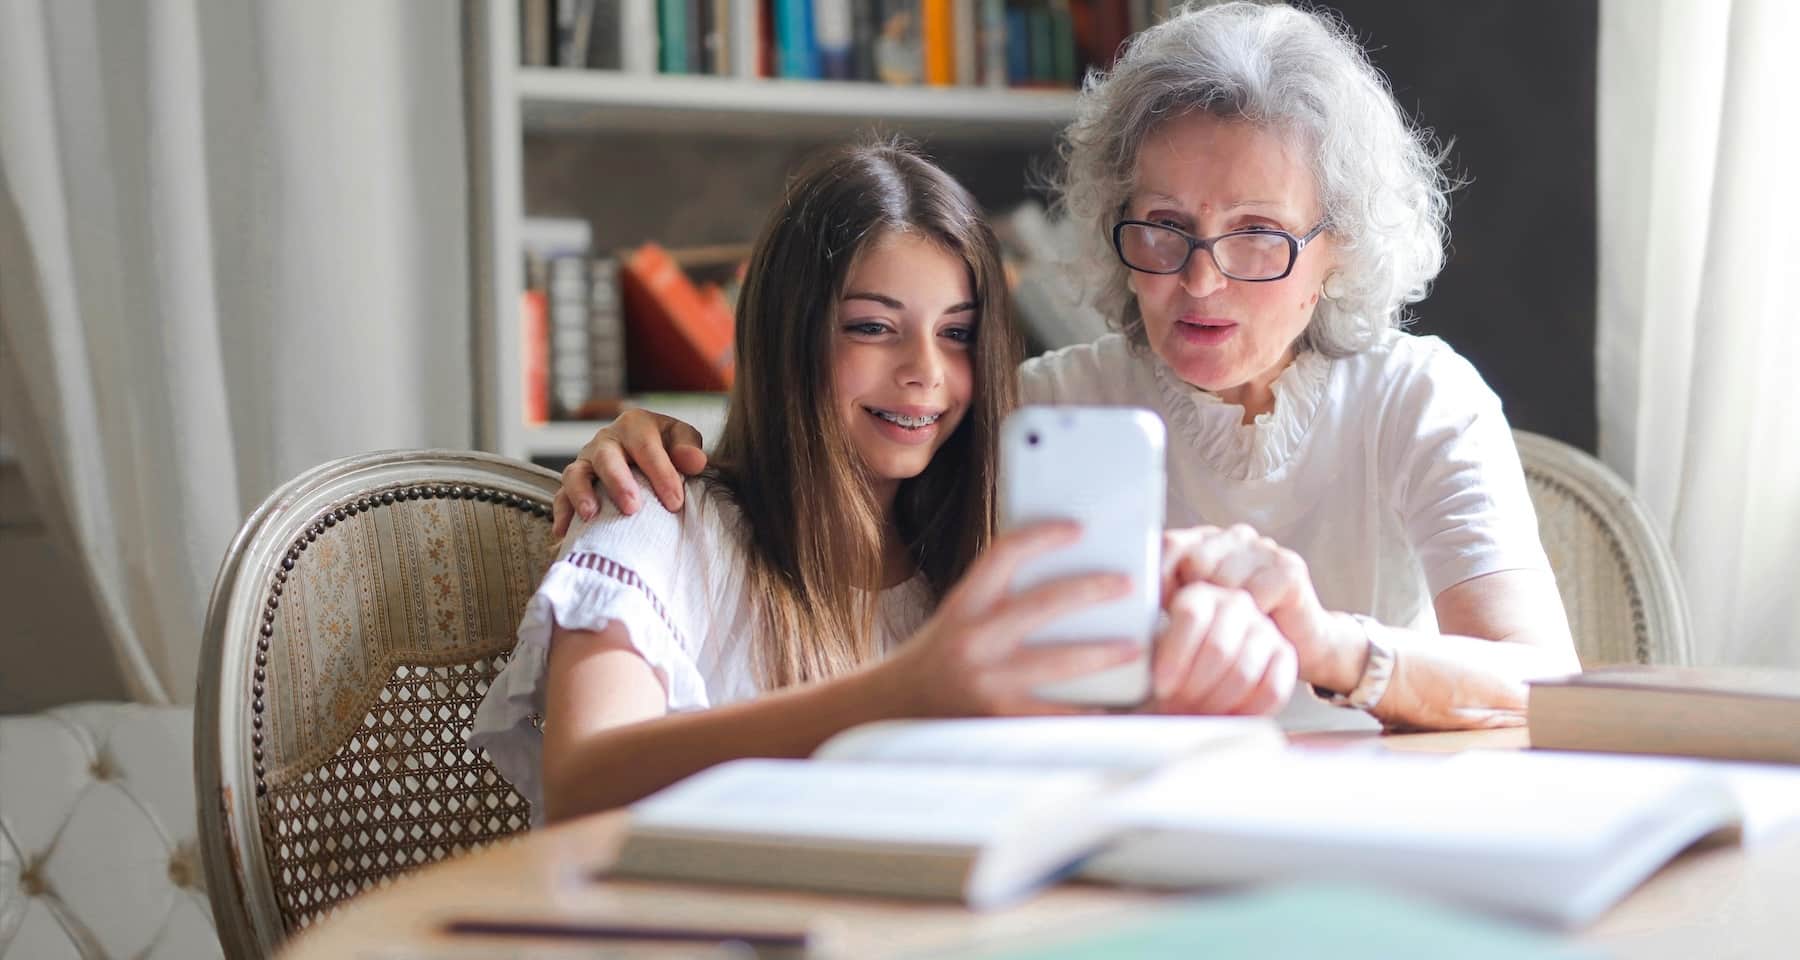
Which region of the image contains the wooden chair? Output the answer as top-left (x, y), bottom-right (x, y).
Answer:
top-left (1513, 430), bottom-right (1691, 666)
top-left (194, 450), bottom-right (560, 957)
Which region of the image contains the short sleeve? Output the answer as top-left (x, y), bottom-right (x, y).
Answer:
top-left (1381, 339), bottom-right (1551, 597)
top-left (467, 479), bottom-right (720, 821)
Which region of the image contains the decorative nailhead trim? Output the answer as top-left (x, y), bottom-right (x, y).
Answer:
top-left (250, 478), bottom-right (553, 798)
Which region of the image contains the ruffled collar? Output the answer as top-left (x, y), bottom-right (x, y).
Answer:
top-left (1148, 347), bottom-right (1333, 482)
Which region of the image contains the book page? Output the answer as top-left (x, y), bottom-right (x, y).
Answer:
top-left (811, 716), bottom-right (1282, 772)
top-left (628, 759), bottom-right (1107, 845)
top-left (1102, 749), bottom-right (1732, 856)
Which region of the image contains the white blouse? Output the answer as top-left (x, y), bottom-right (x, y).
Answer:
top-left (1021, 332), bottom-right (1550, 732)
top-left (469, 478), bottom-right (935, 822)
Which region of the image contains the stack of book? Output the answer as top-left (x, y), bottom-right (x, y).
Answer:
top-left (519, 0), bottom-right (1176, 88)
top-left (520, 219), bottom-right (739, 424)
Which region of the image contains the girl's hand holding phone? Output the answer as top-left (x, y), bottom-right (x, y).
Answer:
top-left (880, 522), bottom-right (1146, 718)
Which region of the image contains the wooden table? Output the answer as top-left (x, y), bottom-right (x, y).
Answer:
top-left (279, 729), bottom-right (1800, 958)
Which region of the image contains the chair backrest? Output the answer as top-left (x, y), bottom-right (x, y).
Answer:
top-left (1512, 430), bottom-right (1691, 667)
top-left (195, 450), bottom-right (560, 958)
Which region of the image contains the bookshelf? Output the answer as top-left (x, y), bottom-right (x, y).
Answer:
top-left (466, 0), bottom-right (1079, 465)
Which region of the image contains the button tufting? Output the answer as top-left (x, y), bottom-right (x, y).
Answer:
top-left (168, 843), bottom-right (201, 890)
top-left (19, 856), bottom-right (49, 897)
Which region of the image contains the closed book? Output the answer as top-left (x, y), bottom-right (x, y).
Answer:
top-left (953, 0), bottom-right (977, 86)
top-left (585, 0), bottom-right (623, 68)
top-left (1529, 666), bottom-right (1800, 764)
top-left (619, 244), bottom-right (735, 392)
top-left (813, 0), bottom-right (853, 79)
top-left (587, 256), bottom-right (626, 402)
top-left (850, 0), bottom-right (878, 80)
top-left (1004, 3), bottom-right (1029, 85)
top-left (520, 289), bottom-right (551, 424)
top-left (658, 0), bottom-right (690, 72)
top-left (619, 0), bottom-right (657, 72)
top-left (521, 0), bottom-right (553, 66)
top-left (729, 0), bottom-right (764, 77)
top-left (775, 0), bottom-right (819, 78)
top-left (921, 0), bottom-right (955, 85)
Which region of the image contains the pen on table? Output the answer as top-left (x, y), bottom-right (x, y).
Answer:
top-left (442, 917), bottom-right (812, 951)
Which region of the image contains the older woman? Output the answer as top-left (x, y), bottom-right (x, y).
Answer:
top-left (557, 2), bottom-right (1580, 730)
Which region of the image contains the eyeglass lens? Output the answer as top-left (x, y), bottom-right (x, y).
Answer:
top-left (1118, 223), bottom-right (1293, 280)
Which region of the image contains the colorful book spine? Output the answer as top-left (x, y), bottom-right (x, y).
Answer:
top-left (729, 0), bottom-right (763, 77)
top-left (658, 0), bottom-right (690, 73)
top-left (521, 289), bottom-right (550, 425)
top-left (1049, 0), bottom-right (1074, 85)
top-left (620, 0), bottom-right (657, 72)
top-left (814, 0), bottom-right (854, 79)
top-left (588, 257), bottom-right (627, 405)
top-left (1005, 2), bottom-right (1029, 85)
top-left (979, 0), bottom-right (1007, 87)
top-left (776, 0), bottom-right (820, 78)
top-left (922, 0), bottom-right (956, 85)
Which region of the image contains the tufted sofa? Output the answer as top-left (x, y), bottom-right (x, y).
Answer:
top-left (0, 703), bottom-right (223, 959)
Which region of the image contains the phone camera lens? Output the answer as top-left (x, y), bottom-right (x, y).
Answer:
top-left (1026, 432), bottom-right (1040, 447)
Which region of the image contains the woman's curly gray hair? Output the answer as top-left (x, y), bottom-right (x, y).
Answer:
top-left (1052, 1), bottom-right (1452, 356)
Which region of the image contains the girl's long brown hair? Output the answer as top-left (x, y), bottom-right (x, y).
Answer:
top-left (705, 140), bottom-right (1021, 689)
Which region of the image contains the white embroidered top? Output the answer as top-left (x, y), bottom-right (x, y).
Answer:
top-left (469, 477), bottom-right (935, 822)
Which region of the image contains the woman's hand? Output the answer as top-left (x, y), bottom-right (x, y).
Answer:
top-left (553, 409), bottom-right (710, 536)
top-left (1160, 525), bottom-right (1351, 690)
top-left (880, 522), bottom-right (1147, 717)
top-left (1148, 581), bottom-right (1296, 715)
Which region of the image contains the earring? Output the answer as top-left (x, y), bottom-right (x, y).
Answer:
top-left (1321, 271), bottom-right (1347, 301)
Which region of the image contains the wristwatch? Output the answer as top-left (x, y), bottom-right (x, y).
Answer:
top-left (1314, 613), bottom-right (1396, 711)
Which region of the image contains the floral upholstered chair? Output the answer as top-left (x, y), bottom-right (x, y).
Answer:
top-left (194, 450), bottom-right (559, 958)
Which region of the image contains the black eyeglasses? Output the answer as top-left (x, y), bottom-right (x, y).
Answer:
top-left (1111, 219), bottom-right (1328, 281)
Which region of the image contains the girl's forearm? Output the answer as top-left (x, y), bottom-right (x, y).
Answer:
top-left (542, 660), bottom-right (916, 822)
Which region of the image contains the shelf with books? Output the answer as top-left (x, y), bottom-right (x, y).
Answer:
top-left (469, 0), bottom-right (1102, 464)
top-left (523, 392), bottom-right (731, 466)
top-left (517, 68), bottom-right (1078, 141)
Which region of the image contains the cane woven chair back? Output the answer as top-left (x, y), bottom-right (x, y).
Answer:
top-left (195, 450), bottom-right (560, 958)
top-left (1513, 430), bottom-right (1691, 667)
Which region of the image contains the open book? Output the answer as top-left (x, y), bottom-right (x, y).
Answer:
top-left (607, 716), bottom-right (1282, 908)
top-left (606, 717), bottom-right (1745, 927)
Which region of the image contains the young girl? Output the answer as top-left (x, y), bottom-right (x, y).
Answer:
top-left (471, 142), bottom-right (1292, 824)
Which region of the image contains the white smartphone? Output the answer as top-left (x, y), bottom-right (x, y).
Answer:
top-left (999, 406), bottom-right (1166, 707)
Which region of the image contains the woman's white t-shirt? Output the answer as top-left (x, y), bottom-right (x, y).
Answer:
top-left (1022, 330), bottom-right (1550, 629)
top-left (1022, 332), bottom-right (1550, 730)
top-left (469, 478), bottom-right (935, 822)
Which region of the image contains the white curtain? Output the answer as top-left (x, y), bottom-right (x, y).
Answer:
top-left (1598, 0), bottom-right (1800, 667)
top-left (0, 0), bottom-right (472, 704)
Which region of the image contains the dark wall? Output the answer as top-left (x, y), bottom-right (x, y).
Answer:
top-left (1326, 0), bottom-right (1598, 451)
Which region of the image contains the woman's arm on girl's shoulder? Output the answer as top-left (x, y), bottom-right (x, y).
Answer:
top-left (552, 410), bottom-right (710, 534)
